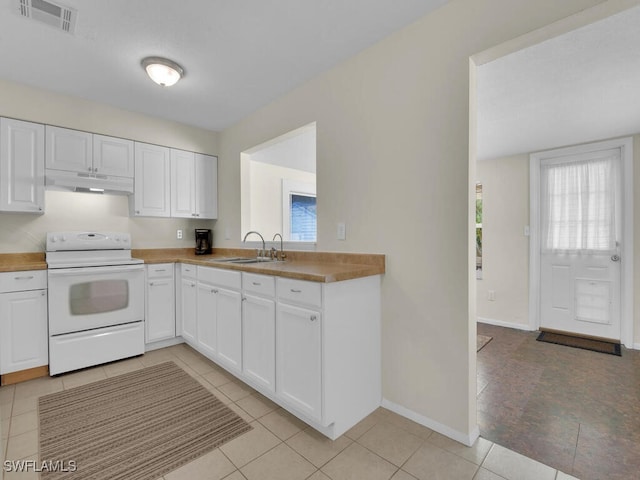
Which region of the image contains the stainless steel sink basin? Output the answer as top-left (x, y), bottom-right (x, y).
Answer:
top-left (205, 257), bottom-right (277, 264)
top-left (228, 258), bottom-right (276, 264)
top-left (206, 257), bottom-right (245, 262)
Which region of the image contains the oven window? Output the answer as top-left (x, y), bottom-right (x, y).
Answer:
top-left (69, 280), bottom-right (129, 315)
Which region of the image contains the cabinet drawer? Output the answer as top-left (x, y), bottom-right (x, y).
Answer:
top-left (0, 270), bottom-right (47, 293)
top-left (277, 278), bottom-right (322, 308)
top-left (243, 273), bottom-right (275, 297)
top-left (181, 263), bottom-right (197, 279)
top-left (198, 266), bottom-right (241, 290)
top-left (147, 263), bottom-right (174, 279)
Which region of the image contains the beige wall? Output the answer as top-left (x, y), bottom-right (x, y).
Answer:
top-left (476, 155), bottom-right (530, 328)
top-left (0, 78), bottom-right (219, 252)
top-left (216, 0), bottom-right (606, 439)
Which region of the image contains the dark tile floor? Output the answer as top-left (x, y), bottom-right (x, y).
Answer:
top-left (477, 322), bottom-right (640, 480)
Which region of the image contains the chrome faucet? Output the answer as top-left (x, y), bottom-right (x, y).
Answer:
top-left (272, 233), bottom-right (286, 261)
top-left (243, 231), bottom-right (266, 259)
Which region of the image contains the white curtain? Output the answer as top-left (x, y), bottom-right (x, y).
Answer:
top-left (541, 152), bottom-right (619, 253)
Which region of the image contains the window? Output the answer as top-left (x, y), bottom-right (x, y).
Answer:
top-left (290, 194), bottom-right (317, 241)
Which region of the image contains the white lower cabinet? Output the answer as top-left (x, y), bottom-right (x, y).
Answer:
top-left (276, 302), bottom-right (322, 421)
top-left (180, 271), bottom-right (198, 345)
top-left (145, 263), bottom-right (175, 344)
top-left (176, 263), bottom-right (381, 440)
top-left (0, 271), bottom-right (48, 375)
top-left (215, 287), bottom-right (242, 372)
top-left (242, 273), bottom-right (276, 393)
top-left (179, 266), bottom-right (243, 373)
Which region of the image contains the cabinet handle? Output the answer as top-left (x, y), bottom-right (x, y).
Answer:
top-left (150, 282), bottom-right (154, 286)
top-left (252, 282), bottom-right (261, 286)
top-left (290, 289), bottom-right (302, 293)
top-left (88, 167), bottom-right (92, 171)
top-left (310, 315), bottom-right (317, 322)
top-left (14, 275), bottom-right (34, 280)
top-left (94, 167), bottom-right (98, 172)
top-left (136, 210), bottom-right (140, 214)
top-left (211, 289), bottom-right (218, 294)
top-left (41, 291), bottom-right (46, 296)
top-left (190, 282), bottom-right (196, 287)
top-left (242, 297), bottom-right (247, 301)
top-left (155, 269), bottom-right (166, 272)
top-left (38, 207), bottom-right (42, 211)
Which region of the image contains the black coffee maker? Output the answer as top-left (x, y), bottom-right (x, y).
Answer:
top-left (195, 229), bottom-right (212, 255)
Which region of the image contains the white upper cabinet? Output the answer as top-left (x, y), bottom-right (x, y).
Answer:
top-left (195, 153), bottom-right (218, 219)
top-left (170, 149), bottom-right (195, 217)
top-left (0, 118), bottom-right (45, 213)
top-left (170, 149), bottom-right (217, 219)
top-left (46, 126), bottom-right (134, 178)
top-left (92, 134), bottom-right (134, 177)
top-left (45, 126), bottom-right (92, 173)
top-left (132, 142), bottom-right (171, 217)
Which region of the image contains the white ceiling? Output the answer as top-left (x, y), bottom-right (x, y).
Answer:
top-left (0, 0), bottom-right (448, 132)
top-left (477, 5), bottom-right (640, 161)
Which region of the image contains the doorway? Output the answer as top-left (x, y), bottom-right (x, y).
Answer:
top-left (529, 138), bottom-right (633, 345)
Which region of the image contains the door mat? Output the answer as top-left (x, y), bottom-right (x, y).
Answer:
top-left (477, 335), bottom-right (493, 352)
top-left (38, 361), bottom-right (252, 480)
top-left (536, 331), bottom-right (621, 356)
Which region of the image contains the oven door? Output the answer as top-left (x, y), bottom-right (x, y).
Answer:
top-left (48, 264), bottom-right (144, 335)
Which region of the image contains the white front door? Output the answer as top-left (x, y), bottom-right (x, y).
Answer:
top-left (535, 142), bottom-right (626, 341)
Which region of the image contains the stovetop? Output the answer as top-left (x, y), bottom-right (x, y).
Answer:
top-left (45, 231), bottom-right (142, 268)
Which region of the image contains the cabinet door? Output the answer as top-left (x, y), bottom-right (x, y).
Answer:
top-left (0, 289), bottom-right (48, 374)
top-left (0, 118), bottom-right (44, 213)
top-left (145, 277), bottom-right (176, 343)
top-left (276, 303), bottom-right (322, 421)
top-left (170, 148), bottom-right (195, 218)
top-left (93, 134), bottom-right (134, 177)
top-left (195, 153), bottom-right (218, 219)
top-left (216, 287), bottom-right (242, 373)
top-left (196, 282), bottom-right (217, 359)
top-left (180, 277), bottom-right (197, 345)
top-left (45, 125), bottom-right (92, 173)
top-left (133, 142), bottom-right (171, 217)
top-left (243, 294), bottom-right (276, 392)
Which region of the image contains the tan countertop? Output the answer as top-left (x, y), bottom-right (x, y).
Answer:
top-left (0, 249), bottom-right (385, 282)
top-left (133, 248), bottom-right (385, 283)
top-left (0, 253), bottom-right (47, 272)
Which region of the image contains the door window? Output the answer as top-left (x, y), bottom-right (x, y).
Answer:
top-left (540, 150), bottom-right (620, 253)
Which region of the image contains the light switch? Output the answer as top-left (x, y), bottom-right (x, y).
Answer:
top-left (337, 222), bottom-right (346, 240)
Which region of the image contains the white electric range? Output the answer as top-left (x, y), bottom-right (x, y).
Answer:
top-left (46, 232), bottom-right (145, 375)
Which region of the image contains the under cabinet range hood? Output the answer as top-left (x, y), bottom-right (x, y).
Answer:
top-left (45, 169), bottom-right (134, 195)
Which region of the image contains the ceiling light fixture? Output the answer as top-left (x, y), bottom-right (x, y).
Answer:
top-left (141, 56), bottom-right (184, 87)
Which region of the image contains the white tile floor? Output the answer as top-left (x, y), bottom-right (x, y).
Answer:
top-left (0, 344), bottom-right (580, 480)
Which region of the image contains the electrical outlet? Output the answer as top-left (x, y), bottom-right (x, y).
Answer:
top-left (177, 229), bottom-right (183, 240)
top-left (337, 222), bottom-right (346, 240)
top-left (488, 290), bottom-right (495, 301)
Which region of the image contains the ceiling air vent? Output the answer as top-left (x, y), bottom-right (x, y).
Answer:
top-left (15, 0), bottom-right (77, 34)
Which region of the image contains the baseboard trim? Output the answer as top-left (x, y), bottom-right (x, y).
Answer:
top-left (632, 343), bottom-right (640, 350)
top-left (477, 317), bottom-right (534, 331)
top-left (144, 336), bottom-right (185, 352)
top-left (1, 365), bottom-right (49, 386)
top-left (381, 398), bottom-right (480, 447)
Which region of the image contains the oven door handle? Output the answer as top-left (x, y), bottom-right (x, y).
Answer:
top-left (48, 264), bottom-right (145, 277)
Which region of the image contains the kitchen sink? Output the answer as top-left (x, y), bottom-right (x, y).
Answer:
top-left (205, 257), bottom-right (277, 264)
